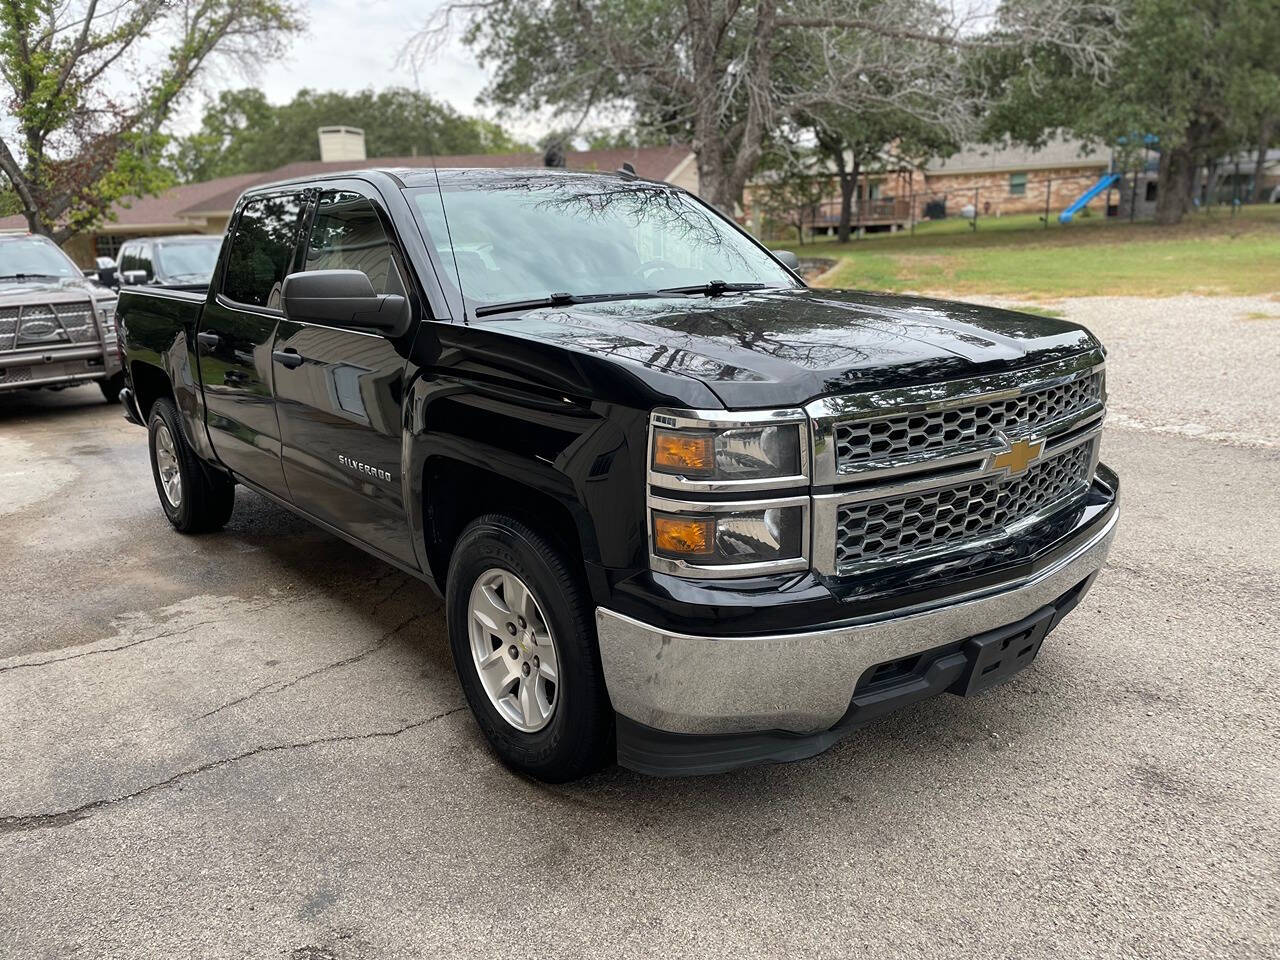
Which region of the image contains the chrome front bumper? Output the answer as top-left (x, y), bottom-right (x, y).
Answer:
top-left (596, 507), bottom-right (1117, 737)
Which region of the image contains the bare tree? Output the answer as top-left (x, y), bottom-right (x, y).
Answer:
top-left (0, 0), bottom-right (302, 242)
top-left (407, 0), bottom-right (1118, 213)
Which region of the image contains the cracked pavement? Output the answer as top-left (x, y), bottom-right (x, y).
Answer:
top-left (1, 296), bottom-right (1277, 959)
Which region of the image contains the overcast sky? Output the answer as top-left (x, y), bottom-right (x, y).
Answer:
top-left (172, 0), bottom-right (515, 136)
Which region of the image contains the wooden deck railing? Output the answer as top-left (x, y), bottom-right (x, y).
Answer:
top-left (801, 197), bottom-right (911, 227)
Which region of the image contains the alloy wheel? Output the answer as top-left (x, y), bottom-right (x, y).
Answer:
top-left (154, 422), bottom-right (183, 509)
top-left (467, 568), bottom-right (560, 732)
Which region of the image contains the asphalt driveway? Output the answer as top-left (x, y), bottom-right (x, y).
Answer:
top-left (1, 294), bottom-right (1277, 959)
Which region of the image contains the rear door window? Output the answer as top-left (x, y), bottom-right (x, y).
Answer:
top-left (222, 193), bottom-right (305, 308)
top-left (303, 190), bottom-right (405, 296)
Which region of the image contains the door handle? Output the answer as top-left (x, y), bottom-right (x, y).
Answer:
top-left (196, 331), bottom-right (220, 349)
top-left (272, 348), bottom-right (305, 369)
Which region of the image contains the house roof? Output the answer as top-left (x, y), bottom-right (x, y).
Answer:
top-left (926, 137), bottom-right (1111, 176)
top-left (0, 145), bottom-right (694, 235)
top-left (178, 145), bottom-right (692, 217)
top-left (0, 170), bottom-right (265, 233)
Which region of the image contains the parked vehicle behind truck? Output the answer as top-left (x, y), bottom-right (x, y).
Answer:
top-left (114, 234), bottom-right (223, 291)
top-left (0, 233), bottom-right (122, 402)
top-left (118, 168), bottom-right (1119, 781)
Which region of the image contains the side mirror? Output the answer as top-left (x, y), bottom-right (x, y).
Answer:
top-left (281, 269), bottom-right (410, 337)
top-left (775, 250), bottom-right (801, 272)
top-left (94, 257), bottom-right (117, 287)
top-left (121, 269), bottom-right (148, 286)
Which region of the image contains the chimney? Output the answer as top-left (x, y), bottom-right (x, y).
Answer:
top-left (318, 126), bottom-right (367, 163)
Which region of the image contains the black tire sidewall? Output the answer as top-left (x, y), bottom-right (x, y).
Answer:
top-left (148, 400), bottom-right (188, 528)
top-left (446, 517), bottom-right (610, 780)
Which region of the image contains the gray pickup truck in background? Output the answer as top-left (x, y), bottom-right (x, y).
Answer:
top-left (0, 233), bottom-right (122, 403)
top-left (114, 234), bottom-right (223, 292)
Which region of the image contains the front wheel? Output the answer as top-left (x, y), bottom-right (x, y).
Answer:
top-left (446, 515), bottom-right (613, 782)
top-left (147, 398), bottom-right (235, 533)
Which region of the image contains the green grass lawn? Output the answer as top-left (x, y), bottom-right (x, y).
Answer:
top-left (784, 204), bottom-right (1280, 298)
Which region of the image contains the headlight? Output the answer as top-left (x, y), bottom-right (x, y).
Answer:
top-left (652, 424), bottom-right (801, 480)
top-left (649, 409), bottom-right (808, 491)
top-left (651, 501), bottom-right (807, 570)
top-left (646, 407), bottom-right (810, 578)
top-left (97, 301), bottom-right (117, 338)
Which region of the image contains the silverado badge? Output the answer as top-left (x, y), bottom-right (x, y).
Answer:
top-left (338, 454), bottom-right (394, 483)
top-left (990, 435), bottom-right (1044, 477)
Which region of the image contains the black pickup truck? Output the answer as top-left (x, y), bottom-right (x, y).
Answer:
top-left (118, 168), bottom-right (1118, 781)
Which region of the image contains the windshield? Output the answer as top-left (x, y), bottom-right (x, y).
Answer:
top-left (0, 236), bottom-right (80, 280)
top-left (155, 239), bottom-right (221, 280)
top-left (409, 176), bottom-right (797, 308)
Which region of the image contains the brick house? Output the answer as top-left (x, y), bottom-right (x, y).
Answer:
top-left (920, 137), bottom-right (1113, 218)
top-left (746, 135), bottom-right (1117, 239)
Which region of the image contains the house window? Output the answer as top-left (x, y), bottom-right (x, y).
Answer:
top-left (1009, 172), bottom-right (1028, 196)
top-left (1145, 181), bottom-right (1158, 202)
top-left (94, 235), bottom-right (128, 260)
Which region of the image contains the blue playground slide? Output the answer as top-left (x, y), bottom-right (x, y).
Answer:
top-left (1058, 173), bottom-right (1120, 223)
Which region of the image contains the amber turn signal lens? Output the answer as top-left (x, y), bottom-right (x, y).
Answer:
top-left (652, 430), bottom-right (714, 475)
top-left (653, 514), bottom-right (715, 556)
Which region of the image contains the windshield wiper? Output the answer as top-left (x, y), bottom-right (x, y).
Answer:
top-left (0, 272), bottom-right (62, 282)
top-left (657, 280), bottom-right (772, 297)
top-left (472, 290), bottom-right (660, 317)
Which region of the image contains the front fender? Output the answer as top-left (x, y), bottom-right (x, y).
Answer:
top-left (404, 371), bottom-right (649, 597)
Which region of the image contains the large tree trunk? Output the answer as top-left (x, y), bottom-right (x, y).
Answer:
top-left (1251, 117), bottom-right (1274, 204)
top-left (1155, 145), bottom-right (1195, 225)
top-left (695, 147), bottom-right (738, 214)
top-left (838, 158), bottom-right (860, 244)
top-left (690, 0), bottom-right (774, 217)
top-left (832, 150), bottom-right (854, 243)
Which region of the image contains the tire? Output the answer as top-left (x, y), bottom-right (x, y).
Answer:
top-left (446, 515), bottom-right (613, 782)
top-left (147, 398), bottom-right (235, 533)
top-left (99, 372), bottom-right (125, 404)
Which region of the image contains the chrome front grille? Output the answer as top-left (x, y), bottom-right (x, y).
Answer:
top-left (834, 440), bottom-right (1095, 568)
top-left (809, 353), bottom-right (1107, 577)
top-left (0, 300), bottom-right (98, 353)
top-left (834, 371), bottom-right (1103, 469)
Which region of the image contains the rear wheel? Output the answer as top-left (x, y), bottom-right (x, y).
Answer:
top-left (147, 398), bottom-right (235, 533)
top-left (446, 515), bottom-right (613, 782)
top-left (99, 372), bottom-right (124, 404)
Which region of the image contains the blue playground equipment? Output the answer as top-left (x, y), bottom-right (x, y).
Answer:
top-left (1058, 173), bottom-right (1121, 223)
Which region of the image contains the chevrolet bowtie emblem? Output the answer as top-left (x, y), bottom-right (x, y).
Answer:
top-left (990, 435), bottom-right (1044, 477)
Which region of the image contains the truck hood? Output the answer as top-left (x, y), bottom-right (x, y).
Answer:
top-left (0, 276), bottom-right (110, 305)
top-left (472, 288), bottom-right (1101, 408)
